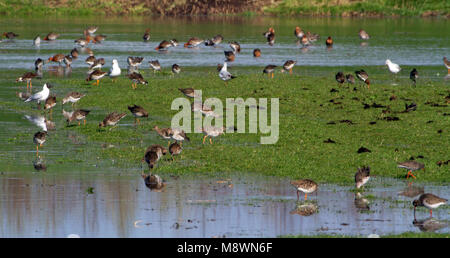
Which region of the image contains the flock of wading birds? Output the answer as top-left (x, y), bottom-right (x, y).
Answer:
top-left (4, 26), bottom-right (448, 220)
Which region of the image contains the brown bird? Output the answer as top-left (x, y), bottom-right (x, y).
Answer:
top-left (2, 32), bottom-right (19, 39)
top-left (169, 141), bottom-right (182, 161)
top-left (282, 60), bottom-right (296, 74)
top-left (62, 91), bottom-right (85, 107)
top-left (229, 41), bottom-right (241, 53)
top-left (33, 131), bottom-right (47, 157)
top-left (47, 54), bottom-right (65, 66)
top-left (253, 48), bottom-right (261, 57)
top-left (153, 126), bottom-right (173, 147)
top-left (142, 144), bottom-right (167, 170)
top-left (346, 74), bottom-right (355, 84)
top-left (290, 179), bottom-right (318, 201)
top-left (70, 48), bottom-right (79, 59)
top-left (443, 57), bottom-right (450, 74)
top-left (172, 64), bottom-right (181, 74)
top-left (263, 27), bottom-right (275, 46)
top-left (155, 40), bottom-right (177, 51)
top-left (355, 69), bottom-right (370, 89)
top-left (326, 36), bottom-right (333, 47)
top-left (16, 72), bottom-right (37, 91)
top-left (224, 51), bottom-right (235, 62)
top-left (127, 72), bottom-right (148, 89)
top-left (178, 88), bottom-right (197, 98)
top-left (263, 65), bottom-right (277, 78)
top-left (335, 72), bottom-right (345, 85)
top-left (128, 104), bottom-right (148, 125)
top-left (398, 160), bottom-right (425, 179)
top-left (141, 173), bottom-right (165, 190)
top-left (67, 109), bottom-right (90, 126)
top-left (86, 69), bottom-right (107, 86)
top-left (359, 29), bottom-right (370, 40)
top-left (85, 55), bottom-right (96, 66)
top-left (99, 112), bottom-right (126, 128)
top-left (184, 37), bottom-right (204, 48)
top-left (43, 32), bottom-right (59, 41)
top-left (44, 95), bottom-right (57, 116)
top-left (93, 34), bottom-right (106, 44)
top-left (355, 166), bottom-right (370, 189)
top-left (413, 193), bottom-right (447, 218)
top-left (294, 26), bottom-right (304, 40)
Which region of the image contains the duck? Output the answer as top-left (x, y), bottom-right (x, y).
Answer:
top-left (108, 59), bottom-right (121, 82)
top-left (67, 109), bottom-right (90, 126)
top-left (43, 32), bottom-right (59, 41)
top-left (325, 36), bottom-right (333, 47)
top-left (25, 83), bottom-right (52, 109)
top-left (253, 48), bottom-right (261, 57)
top-left (355, 166), bottom-right (370, 189)
top-left (219, 62), bottom-right (236, 84)
top-left (172, 64), bottom-right (181, 74)
top-left (127, 104), bottom-right (148, 125)
top-left (47, 54), bottom-right (65, 66)
top-left (202, 126), bottom-right (225, 144)
top-left (33, 131), bottom-right (47, 157)
top-left (149, 60), bottom-right (161, 72)
top-left (263, 65), bottom-right (277, 78)
top-left (290, 179), bottom-right (318, 201)
top-left (127, 72), bottom-right (148, 89)
top-left (143, 28), bottom-right (150, 42)
top-left (294, 26), bottom-right (304, 40)
top-left (224, 51), bottom-right (235, 62)
top-left (99, 112), bottom-right (127, 128)
top-left (263, 27), bottom-right (275, 46)
top-left (359, 29), bottom-right (370, 40)
top-left (62, 92), bottom-right (85, 107)
top-left (184, 37), bottom-right (204, 48)
top-left (86, 70), bottom-right (107, 86)
top-left (282, 60), bottom-right (296, 74)
top-left (205, 34), bottom-right (223, 46)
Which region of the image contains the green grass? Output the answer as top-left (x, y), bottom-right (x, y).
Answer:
top-left (0, 0), bottom-right (448, 17)
top-left (1, 65), bottom-right (449, 184)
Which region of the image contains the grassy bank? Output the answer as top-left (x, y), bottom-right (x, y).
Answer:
top-left (2, 65), bottom-right (449, 184)
top-left (0, 0), bottom-right (448, 17)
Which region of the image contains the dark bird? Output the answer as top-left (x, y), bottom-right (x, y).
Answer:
top-left (224, 51), bottom-right (235, 62)
top-left (263, 65), bottom-right (277, 78)
top-left (325, 36), bottom-right (333, 47)
top-left (205, 34), bottom-right (223, 46)
top-left (335, 72), bottom-right (345, 85)
top-left (253, 48), bottom-right (261, 57)
top-left (172, 64), bottom-right (181, 74)
top-left (33, 131), bottom-right (47, 157)
top-left (142, 144), bottom-right (167, 170)
top-left (355, 69), bottom-right (370, 89)
top-left (141, 173), bottom-right (165, 190)
top-left (346, 74), bottom-right (355, 84)
top-left (169, 141), bottom-right (182, 161)
top-left (2, 32), bottom-right (19, 39)
top-left (143, 28), bottom-right (150, 42)
top-left (127, 72), bottom-right (148, 89)
top-left (67, 109), bottom-right (90, 126)
top-left (128, 104), bottom-right (148, 125)
top-left (410, 68), bottom-right (418, 85)
top-left (357, 147), bottom-right (371, 153)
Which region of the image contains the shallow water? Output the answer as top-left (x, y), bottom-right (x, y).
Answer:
top-left (0, 16), bottom-right (449, 70)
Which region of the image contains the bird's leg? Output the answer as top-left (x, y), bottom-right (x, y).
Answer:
top-left (84, 119), bottom-right (86, 125)
top-left (290, 68), bottom-right (292, 75)
top-left (210, 137), bottom-right (213, 144)
top-left (430, 209), bottom-right (432, 218)
top-left (78, 121), bottom-right (81, 126)
top-left (304, 193), bottom-right (307, 200)
top-left (36, 145), bottom-right (39, 157)
top-left (202, 135), bottom-right (207, 144)
top-left (137, 118), bottom-right (140, 125)
top-left (296, 190), bottom-right (299, 201)
top-left (96, 80), bottom-right (99, 86)
top-left (272, 73), bottom-right (274, 79)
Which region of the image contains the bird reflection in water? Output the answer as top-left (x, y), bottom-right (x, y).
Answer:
top-left (413, 217), bottom-right (448, 233)
top-left (141, 173), bottom-right (166, 192)
top-left (354, 192), bottom-right (370, 211)
top-left (290, 201), bottom-right (318, 216)
top-left (397, 184), bottom-right (424, 198)
top-left (33, 156), bottom-right (47, 171)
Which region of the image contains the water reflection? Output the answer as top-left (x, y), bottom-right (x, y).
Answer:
top-left (398, 184), bottom-right (424, 198)
top-left (141, 173), bottom-right (166, 192)
top-left (413, 218), bottom-right (448, 233)
top-left (290, 202), bottom-right (318, 217)
top-left (33, 156), bottom-right (47, 171)
top-left (24, 114), bottom-right (55, 131)
top-left (354, 192), bottom-right (370, 211)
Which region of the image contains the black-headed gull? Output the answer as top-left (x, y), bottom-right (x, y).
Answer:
top-left (25, 83), bottom-right (52, 108)
top-left (219, 62), bottom-right (236, 83)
